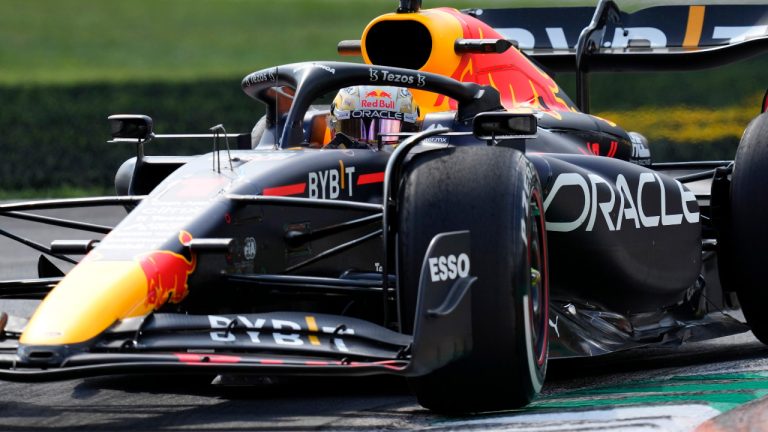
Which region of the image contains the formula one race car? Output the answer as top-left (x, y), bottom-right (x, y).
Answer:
top-left (1, 0), bottom-right (768, 413)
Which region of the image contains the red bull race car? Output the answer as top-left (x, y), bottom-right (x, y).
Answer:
top-left (1, 0), bottom-right (768, 413)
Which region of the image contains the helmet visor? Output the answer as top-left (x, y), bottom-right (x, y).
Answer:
top-left (337, 117), bottom-right (403, 144)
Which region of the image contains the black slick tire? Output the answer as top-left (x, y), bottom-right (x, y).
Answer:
top-left (397, 145), bottom-right (549, 413)
top-left (727, 113), bottom-right (768, 344)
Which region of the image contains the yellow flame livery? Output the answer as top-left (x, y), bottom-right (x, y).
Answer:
top-left (360, 8), bottom-right (576, 116)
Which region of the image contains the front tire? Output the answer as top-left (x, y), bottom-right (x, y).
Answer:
top-left (398, 145), bottom-right (549, 413)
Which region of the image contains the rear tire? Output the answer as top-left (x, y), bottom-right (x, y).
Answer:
top-left (727, 113), bottom-right (768, 343)
top-left (398, 145), bottom-right (549, 413)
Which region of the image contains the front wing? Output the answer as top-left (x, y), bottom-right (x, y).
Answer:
top-left (0, 311), bottom-right (413, 381)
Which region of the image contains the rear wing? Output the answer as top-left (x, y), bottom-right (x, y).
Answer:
top-left (472, 0), bottom-right (768, 112)
top-left (472, 2), bottom-right (768, 73)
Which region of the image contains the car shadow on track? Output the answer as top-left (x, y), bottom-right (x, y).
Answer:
top-left (0, 375), bottom-right (423, 432)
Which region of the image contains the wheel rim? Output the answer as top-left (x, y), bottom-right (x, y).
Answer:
top-left (529, 189), bottom-right (549, 368)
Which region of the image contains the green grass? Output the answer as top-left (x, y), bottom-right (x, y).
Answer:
top-left (1, 0), bottom-right (767, 197)
top-left (0, 0), bottom-right (567, 85)
top-left (0, 0), bottom-right (720, 85)
top-left (3, 1), bottom-right (767, 102)
top-left (0, 0), bottom-right (382, 85)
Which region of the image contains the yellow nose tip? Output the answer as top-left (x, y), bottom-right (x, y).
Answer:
top-left (20, 261), bottom-right (153, 346)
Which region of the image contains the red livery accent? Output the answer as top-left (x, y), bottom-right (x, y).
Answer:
top-left (137, 231), bottom-right (196, 308)
top-left (586, 141), bottom-right (618, 157)
top-left (430, 8), bottom-right (575, 115)
top-left (349, 360), bottom-right (406, 371)
top-left (607, 141), bottom-right (619, 158)
top-left (305, 361), bottom-right (332, 366)
top-left (259, 359), bottom-right (284, 365)
top-left (263, 182), bottom-right (307, 196)
top-left (356, 172), bottom-right (385, 185)
top-left (175, 353), bottom-right (242, 364)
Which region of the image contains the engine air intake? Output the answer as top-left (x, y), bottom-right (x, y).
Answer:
top-left (365, 20), bottom-right (432, 70)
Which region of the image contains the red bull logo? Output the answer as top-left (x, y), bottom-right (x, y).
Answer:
top-left (137, 231), bottom-right (197, 308)
top-left (361, 89), bottom-right (395, 109)
top-left (364, 89), bottom-right (392, 99)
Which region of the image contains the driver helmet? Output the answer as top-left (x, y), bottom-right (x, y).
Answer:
top-left (328, 85), bottom-right (419, 145)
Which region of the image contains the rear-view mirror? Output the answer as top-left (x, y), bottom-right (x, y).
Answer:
top-left (473, 112), bottom-right (537, 140)
top-left (108, 114), bottom-right (154, 141)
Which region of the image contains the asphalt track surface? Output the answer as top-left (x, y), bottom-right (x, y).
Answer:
top-left (2, 206), bottom-right (768, 431)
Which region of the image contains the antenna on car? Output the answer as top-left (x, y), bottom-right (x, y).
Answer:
top-left (210, 124), bottom-right (233, 172)
top-left (397, 0), bottom-right (421, 13)
top-left (270, 78), bottom-right (296, 149)
top-left (275, 66), bottom-right (281, 148)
